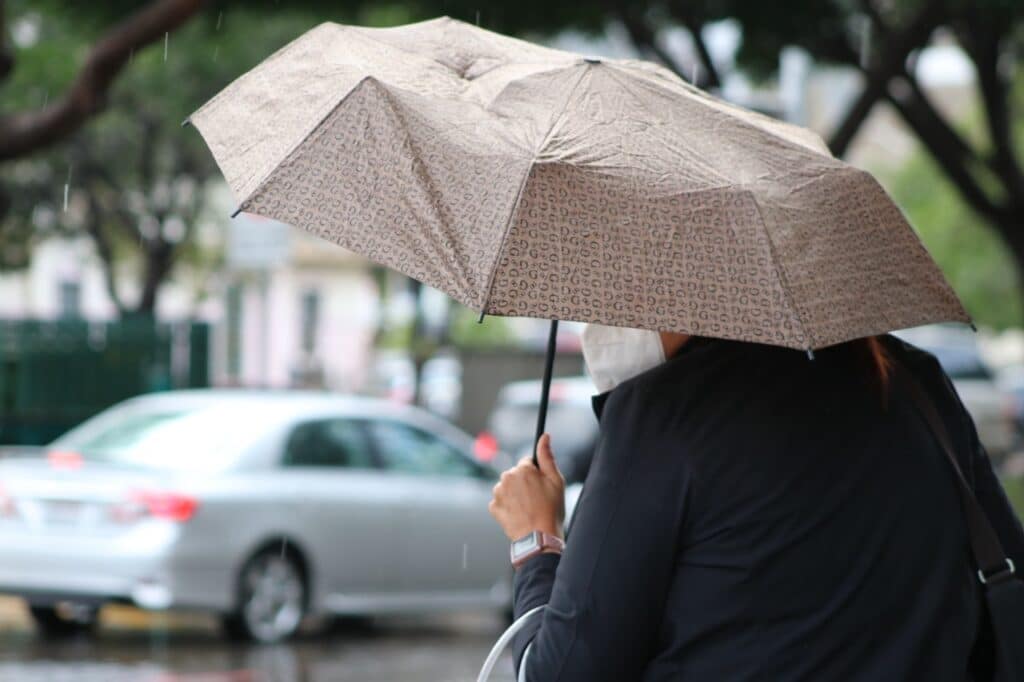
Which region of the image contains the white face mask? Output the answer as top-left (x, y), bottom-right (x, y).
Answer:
top-left (580, 323), bottom-right (666, 393)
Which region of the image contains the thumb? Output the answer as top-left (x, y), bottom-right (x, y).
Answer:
top-left (535, 433), bottom-right (561, 481)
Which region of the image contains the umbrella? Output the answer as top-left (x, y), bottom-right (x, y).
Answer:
top-left (186, 17), bottom-right (969, 463)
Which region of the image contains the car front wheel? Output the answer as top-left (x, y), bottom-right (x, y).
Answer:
top-left (223, 548), bottom-right (307, 643)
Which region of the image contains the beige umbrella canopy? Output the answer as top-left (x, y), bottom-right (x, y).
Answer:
top-left (188, 16), bottom-right (968, 352)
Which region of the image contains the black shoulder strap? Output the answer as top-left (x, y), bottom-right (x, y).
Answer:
top-left (900, 366), bottom-right (1015, 586)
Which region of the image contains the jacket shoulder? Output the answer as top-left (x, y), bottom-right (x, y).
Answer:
top-left (880, 334), bottom-right (951, 392)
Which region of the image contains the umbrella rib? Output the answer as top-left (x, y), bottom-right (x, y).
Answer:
top-left (478, 66), bottom-right (592, 316)
top-left (231, 76), bottom-right (376, 214)
top-left (748, 192), bottom-right (813, 351)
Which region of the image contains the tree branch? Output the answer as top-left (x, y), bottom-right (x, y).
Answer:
top-left (828, 0), bottom-right (943, 157)
top-left (902, 70), bottom-right (977, 161)
top-left (0, 0), bottom-right (205, 161)
top-left (667, 2), bottom-right (720, 89)
top-left (613, 5), bottom-right (689, 81)
top-left (958, 9), bottom-right (1024, 200)
top-left (0, 0), bottom-right (13, 82)
top-left (886, 75), bottom-right (1008, 224)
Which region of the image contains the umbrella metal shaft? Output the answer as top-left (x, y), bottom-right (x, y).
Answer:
top-left (533, 319), bottom-right (559, 467)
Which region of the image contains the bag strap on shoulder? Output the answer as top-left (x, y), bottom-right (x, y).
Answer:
top-left (900, 367), bottom-right (1016, 586)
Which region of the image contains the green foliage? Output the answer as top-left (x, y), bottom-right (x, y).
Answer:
top-left (882, 77), bottom-right (1024, 331)
top-left (376, 321), bottom-right (413, 350)
top-left (1, 3), bottom-right (346, 307)
top-left (886, 150), bottom-right (1022, 330)
top-left (2, 3), bottom-right (333, 138)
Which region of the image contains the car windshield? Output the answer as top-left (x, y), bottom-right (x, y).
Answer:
top-left (55, 403), bottom-right (261, 472)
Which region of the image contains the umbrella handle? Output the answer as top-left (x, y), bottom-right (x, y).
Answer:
top-left (533, 319), bottom-right (559, 467)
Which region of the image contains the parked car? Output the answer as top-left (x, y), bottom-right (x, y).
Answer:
top-left (0, 390), bottom-right (510, 643)
top-left (479, 377), bottom-right (600, 485)
top-left (896, 327), bottom-right (1019, 460)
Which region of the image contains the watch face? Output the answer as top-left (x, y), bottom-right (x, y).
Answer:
top-left (512, 532), bottom-right (540, 559)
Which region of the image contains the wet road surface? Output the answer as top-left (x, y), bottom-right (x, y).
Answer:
top-left (0, 598), bottom-right (516, 681)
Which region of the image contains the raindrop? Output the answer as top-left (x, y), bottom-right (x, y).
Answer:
top-left (216, 11), bottom-right (224, 31)
top-left (462, 543), bottom-right (469, 570)
top-left (164, 32), bottom-right (169, 62)
top-left (41, 89), bottom-right (48, 108)
top-left (63, 165), bottom-right (72, 212)
top-left (691, 62), bottom-right (698, 85)
top-left (213, 45), bottom-right (220, 62)
top-left (475, 10), bottom-right (480, 26)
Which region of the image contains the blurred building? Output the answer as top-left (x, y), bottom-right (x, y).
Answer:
top-left (214, 213), bottom-right (378, 391)
top-left (0, 211), bottom-right (381, 395)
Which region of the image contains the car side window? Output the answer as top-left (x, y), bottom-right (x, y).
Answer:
top-left (367, 420), bottom-right (481, 478)
top-left (282, 418), bottom-right (375, 469)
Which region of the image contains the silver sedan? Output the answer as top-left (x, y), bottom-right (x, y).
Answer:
top-left (0, 391), bottom-right (511, 642)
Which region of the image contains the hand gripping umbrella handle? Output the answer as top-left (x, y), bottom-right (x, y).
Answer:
top-left (533, 320), bottom-right (559, 467)
top-left (477, 604), bottom-right (546, 682)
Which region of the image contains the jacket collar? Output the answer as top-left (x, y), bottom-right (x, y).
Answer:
top-left (589, 335), bottom-right (716, 422)
top-left (591, 390), bottom-right (613, 421)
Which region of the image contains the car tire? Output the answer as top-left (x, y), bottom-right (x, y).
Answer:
top-left (223, 547), bottom-right (307, 643)
top-left (28, 604), bottom-right (98, 638)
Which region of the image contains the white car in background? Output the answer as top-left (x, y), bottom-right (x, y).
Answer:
top-left (896, 327), bottom-right (1018, 460)
top-left (0, 391), bottom-right (509, 642)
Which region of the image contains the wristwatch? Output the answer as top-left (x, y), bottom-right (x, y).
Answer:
top-left (510, 530), bottom-right (564, 568)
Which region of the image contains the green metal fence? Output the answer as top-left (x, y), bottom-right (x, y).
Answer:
top-left (0, 319), bottom-right (209, 445)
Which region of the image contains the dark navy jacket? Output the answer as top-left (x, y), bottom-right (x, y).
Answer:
top-left (512, 336), bottom-right (1024, 681)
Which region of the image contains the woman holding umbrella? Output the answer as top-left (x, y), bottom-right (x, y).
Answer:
top-left (187, 16), bottom-right (1024, 681)
top-left (490, 327), bottom-right (1024, 680)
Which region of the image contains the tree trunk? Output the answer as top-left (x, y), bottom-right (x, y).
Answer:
top-left (408, 278), bottom-right (428, 407)
top-left (1001, 208), bottom-right (1024, 322)
top-left (135, 240), bottom-right (174, 315)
